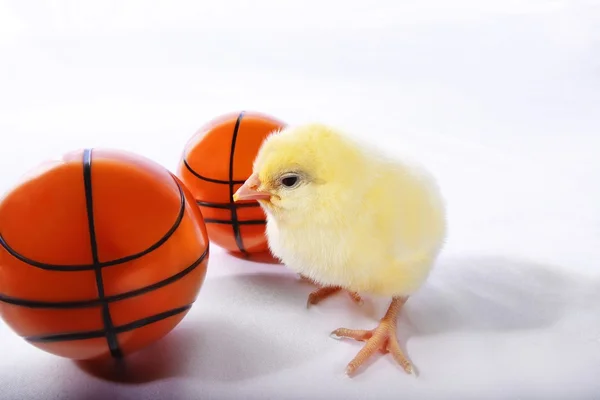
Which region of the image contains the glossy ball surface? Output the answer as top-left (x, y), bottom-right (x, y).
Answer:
top-left (177, 111), bottom-right (286, 255)
top-left (0, 148), bottom-right (210, 360)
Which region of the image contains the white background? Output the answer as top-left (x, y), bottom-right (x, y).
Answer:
top-left (1, 0), bottom-right (600, 399)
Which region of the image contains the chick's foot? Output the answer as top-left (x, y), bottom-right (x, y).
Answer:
top-left (330, 296), bottom-right (412, 376)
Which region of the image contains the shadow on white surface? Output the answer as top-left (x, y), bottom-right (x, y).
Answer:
top-left (73, 271), bottom-right (327, 384)
top-left (405, 256), bottom-right (588, 336)
top-left (75, 312), bottom-right (321, 384)
top-left (1, 252), bottom-right (598, 399)
top-left (75, 253), bottom-right (595, 383)
top-left (73, 330), bottom-right (196, 384)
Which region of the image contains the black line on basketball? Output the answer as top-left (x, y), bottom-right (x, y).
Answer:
top-left (25, 304), bottom-right (193, 343)
top-left (114, 304), bottom-right (192, 336)
top-left (0, 176), bottom-right (186, 271)
top-left (196, 200), bottom-right (261, 210)
top-left (204, 218), bottom-right (266, 225)
top-left (228, 112), bottom-right (247, 255)
top-left (83, 148), bottom-right (122, 359)
top-left (0, 247), bottom-right (208, 309)
top-left (183, 158), bottom-right (245, 185)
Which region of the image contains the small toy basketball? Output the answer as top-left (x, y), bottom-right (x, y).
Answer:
top-left (177, 111), bottom-right (286, 255)
top-left (0, 148), bottom-right (210, 360)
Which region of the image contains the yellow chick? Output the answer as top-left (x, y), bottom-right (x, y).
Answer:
top-left (233, 123), bottom-right (447, 376)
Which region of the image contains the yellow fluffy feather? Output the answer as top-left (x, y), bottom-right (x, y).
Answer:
top-left (234, 122), bottom-right (447, 376)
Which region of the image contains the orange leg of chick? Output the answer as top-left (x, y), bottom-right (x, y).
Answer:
top-left (307, 286), bottom-right (363, 308)
top-left (331, 296), bottom-right (412, 376)
top-left (299, 274), bottom-right (363, 308)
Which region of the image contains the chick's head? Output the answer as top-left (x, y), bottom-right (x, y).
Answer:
top-left (233, 123), bottom-right (368, 224)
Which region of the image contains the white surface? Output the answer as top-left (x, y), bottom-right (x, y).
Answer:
top-left (1, 0), bottom-right (600, 399)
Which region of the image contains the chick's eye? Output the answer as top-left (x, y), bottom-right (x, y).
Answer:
top-left (280, 176), bottom-right (299, 188)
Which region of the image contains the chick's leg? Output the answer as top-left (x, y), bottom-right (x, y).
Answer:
top-left (299, 274), bottom-right (363, 307)
top-left (307, 286), bottom-right (363, 308)
top-left (331, 296), bottom-right (412, 376)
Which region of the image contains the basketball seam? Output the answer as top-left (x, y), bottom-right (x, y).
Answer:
top-left (0, 247), bottom-right (208, 309)
top-left (0, 176), bottom-right (187, 271)
top-left (83, 149), bottom-right (121, 358)
top-left (228, 112), bottom-right (247, 254)
top-left (24, 304), bottom-right (193, 343)
top-left (182, 159), bottom-right (246, 185)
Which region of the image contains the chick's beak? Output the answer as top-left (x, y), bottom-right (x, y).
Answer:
top-left (233, 173), bottom-right (272, 202)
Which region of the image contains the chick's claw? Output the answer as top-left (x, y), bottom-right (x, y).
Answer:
top-left (329, 328), bottom-right (372, 341)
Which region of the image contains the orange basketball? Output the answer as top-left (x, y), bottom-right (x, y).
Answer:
top-left (0, 148), bottom-right (209, 360)
top-left (177, 111), bottom-right (286, 255)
